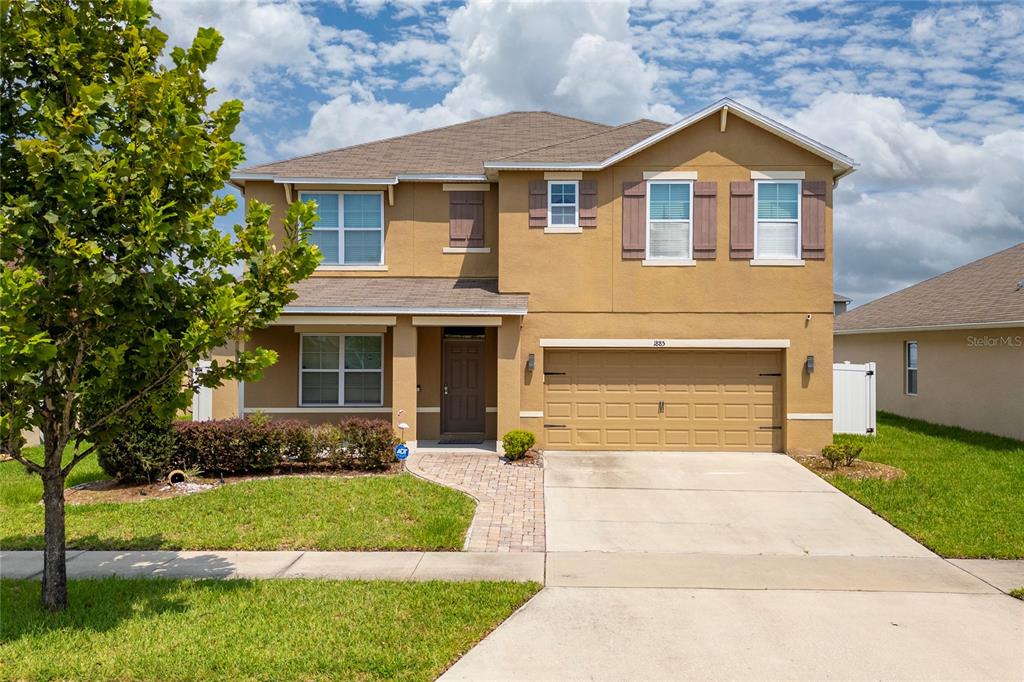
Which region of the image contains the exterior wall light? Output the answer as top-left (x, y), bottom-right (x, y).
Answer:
top-left (805, 355), bottom-right (815, 373)
top-left (526, 353), bottom-right (535, 372)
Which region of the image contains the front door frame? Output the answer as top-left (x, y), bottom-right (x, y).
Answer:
top-left (441, 335), bottom-right (486, 435)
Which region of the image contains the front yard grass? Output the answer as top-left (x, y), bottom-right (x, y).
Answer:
top-left (0, 578), bottom-right (540, 681)
top-left (1, 448), bottom-right (475, 551)
top-left (831, 413), bottom-right (1024, 559)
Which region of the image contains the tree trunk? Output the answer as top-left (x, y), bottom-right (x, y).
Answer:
top-left (41, 468), bottom-right (68, 611)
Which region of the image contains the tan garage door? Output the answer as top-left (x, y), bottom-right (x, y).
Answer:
top-left (543, 349), bottom-right (782, 451)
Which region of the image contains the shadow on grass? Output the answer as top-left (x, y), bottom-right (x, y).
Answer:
top-left (1, 552), bottom-right (252, 643)
top-left (875, 412), bottom-right (1024, 452)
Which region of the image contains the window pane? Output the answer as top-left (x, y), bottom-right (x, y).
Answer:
top-left (550, 204), bottom-right (576, 226)
top-left (345, 336), bottom-right (382, 370)
top-left (757, 182), bottom-right (798, 220)
top-left (649, 184), bottom-right (689, 220)
top-left (649, 221), bottom-right (690, 259)
top-left (309, 230), bottom-right (339, 264)
top-left (907, 369), bottom-right (918, 395)
top-left (343, 194), bottom-right (382, 229)
top-left (550, 183), bottom-right (576, 205)
top-left (344, 372), bottom-right (382, 404)
top-left (907, 342), bottom-right (918, 369)
top-left (757, 220), bottom-right (799, 258)
top-left (302, 371), bottom-right (339, 405)
top-left (344, 230), bottom-right (382, 264)
top-left (302, 336), bottom-right (340, 370)
top-left (302, 194), bottom-right (339, 228)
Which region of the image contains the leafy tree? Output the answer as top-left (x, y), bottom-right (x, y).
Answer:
top-left (0, 0), bottom-right (319, 610)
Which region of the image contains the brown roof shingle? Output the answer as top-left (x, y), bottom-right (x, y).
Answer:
top-left (835, 243), bottom-right (1024, 332)
top-left (285, 278), bottom-right (528, 315)
top-left (243, 112), bottom-right (611, 179)
top-left (493, 119), bottom-right (669, 164)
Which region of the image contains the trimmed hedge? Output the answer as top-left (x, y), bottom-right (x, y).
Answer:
top-left (99, 417), bottom-right (397, 481)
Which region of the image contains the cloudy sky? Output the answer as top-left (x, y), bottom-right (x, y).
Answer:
top-left (154, 0), bottom-right (1024, 306)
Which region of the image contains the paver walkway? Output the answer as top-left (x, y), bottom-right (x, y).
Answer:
top-left (407, 452), bottom-right (544, 552)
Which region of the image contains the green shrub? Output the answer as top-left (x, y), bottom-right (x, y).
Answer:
top-left (277, 420), bottom-right (316, 463)
top-left (98, 407), bottom-right (176, 483)
top-left (843, 443), bottom-right (863, 466)
top-left (502, 430), bottom-right (536, 460)
top-left (172, 419), bottom-right (283, 475)
top-left (820, 444), bottom-right (844, 470)
top-left (342, 419), bottom-right (398, 470)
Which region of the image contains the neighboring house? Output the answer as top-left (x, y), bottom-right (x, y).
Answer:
top-left (834, 244), bottom-right (1024, 440)
top-left (215, 99), bottom-right (857, 453)
top-left (834, 293), bottom-right (851, 315)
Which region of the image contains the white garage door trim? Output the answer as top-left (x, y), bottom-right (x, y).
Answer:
top-left (540, 338), bottom-right (791, 349)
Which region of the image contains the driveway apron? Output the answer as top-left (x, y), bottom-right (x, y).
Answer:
top-left (442, 451), bottom-right (1024, 681)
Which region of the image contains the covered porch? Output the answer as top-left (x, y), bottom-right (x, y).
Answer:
top-left (239, 278), bottom-right (527, 448)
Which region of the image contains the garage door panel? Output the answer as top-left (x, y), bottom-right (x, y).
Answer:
top-left (543, 350), bottom-right (781, 452)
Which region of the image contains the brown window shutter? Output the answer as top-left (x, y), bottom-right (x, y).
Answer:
top-left (692, 181), bottom-right (717, 259)
top-left (449, 191), bottom-right (484, 247)
top-left (579, 180), bottom-right (598, 228)
top-left (801, 181), bottom-right (827, 260)
top-left (729, 181), bottom-right (755, 259)
top-left (528, 180), bottom-right (547, 228)
top-left (622, 181), bottom-right (646, 260)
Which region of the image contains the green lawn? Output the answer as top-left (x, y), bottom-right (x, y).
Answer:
top-left (832, 413), bottom-right (1024, 559)
top-left (0, 578), bottom-right (539, 681)
top-left (1, 448), bottom-right (475, 551)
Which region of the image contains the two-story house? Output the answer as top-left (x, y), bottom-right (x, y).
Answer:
top-left (217, 99), bottom-right (856, 454)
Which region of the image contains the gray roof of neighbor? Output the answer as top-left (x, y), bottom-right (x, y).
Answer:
top-left (834, 293), bottom-right (852, 303)
top-left (242, 112), bottom-right (614, 179)
top-left (284, 278), bottom-right (528, 315)
top-left (835, 243), bottom-right (1024, 332)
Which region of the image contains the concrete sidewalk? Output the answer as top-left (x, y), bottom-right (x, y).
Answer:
top-left (0, 550), bottom-right (544, 582)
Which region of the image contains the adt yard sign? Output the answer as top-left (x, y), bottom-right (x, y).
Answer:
top-left (395, 443), bottom-right (410, 461)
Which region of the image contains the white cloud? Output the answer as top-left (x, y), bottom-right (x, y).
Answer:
top-left (789, 93), bottom-right (1024, 304)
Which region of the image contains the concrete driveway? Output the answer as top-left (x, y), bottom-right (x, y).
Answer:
top-left (442, 451), bottom-right (1024, 681)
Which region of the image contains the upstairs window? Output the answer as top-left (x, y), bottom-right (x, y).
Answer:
top-left (755, 181), bottom-right (800, 259)
top-left (647, 181), bottom-right (692, 260)
top-left (548, 181), bottom-right (578, 228)
top-left (300, 192), bottom-right (384, 266)
top-left (905, 341), bottom-right (918, 396)
top-left (300, 334), bottom-right (383, 406)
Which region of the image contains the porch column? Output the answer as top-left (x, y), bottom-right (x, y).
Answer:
top-left (496, 316), bottom-right (522, 443)
top-left (392, 316), bottom-right (417, 445)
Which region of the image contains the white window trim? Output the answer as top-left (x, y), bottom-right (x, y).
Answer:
top-left (547, 180), bottom-right (579, 229)
top-left (645, 179), bottom-right (693, 262)
top-left (753, 180), bottom-right (801, 261)
top-left (298, 333), bottom-right (384, 407)
top-left (299, 190), bottom-right (385, 266)
top-left (905, 340), bottom-right (918, 396)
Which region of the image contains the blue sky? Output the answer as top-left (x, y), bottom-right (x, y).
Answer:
top-left (155, 0), bottom-right (1024, 305)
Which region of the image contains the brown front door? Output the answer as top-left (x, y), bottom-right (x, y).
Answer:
top-left (442, 337), bottom-right (486, 434)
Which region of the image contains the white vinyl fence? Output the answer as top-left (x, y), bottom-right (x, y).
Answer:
top-left (191, 360), bottom-right (213, 422)
top-left (833, 361), bottom-right (876, 435)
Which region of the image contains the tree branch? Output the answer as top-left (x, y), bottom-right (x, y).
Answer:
top-left (2, 448), bottom-right (45, 476)
top-left (73, 358), bottom-right (188, 438)
top-left (61, 440), bottom-right (99, 478)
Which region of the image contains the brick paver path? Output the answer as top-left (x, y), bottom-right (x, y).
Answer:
top-left (407, 453), bottom-right (544, 552)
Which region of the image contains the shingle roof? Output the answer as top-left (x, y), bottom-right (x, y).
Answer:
top-left (835, 243), bottom-right (1024, 333)
top-left (243, 112), bottom-right (611, 179)
top-left (493, 119), bottom-right (669, 164)
top-left (285, 278), bottom-right (528, 315)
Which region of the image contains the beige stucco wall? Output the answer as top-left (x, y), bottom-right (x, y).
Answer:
top-left (835, 327), bottom-right (1024, 440)
top-left (245, 181), bottom-right (498, 278)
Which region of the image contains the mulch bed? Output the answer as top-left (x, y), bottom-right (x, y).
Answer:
top-left (500, 448), bottom-right (544, 467)
top-left (64, 463), bottom-right (403, 506)
top-left (792, 453), bottom-right (905, 481)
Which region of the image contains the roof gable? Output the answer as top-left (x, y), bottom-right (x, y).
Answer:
top-left (835, 243), bottom-right (1024, 333)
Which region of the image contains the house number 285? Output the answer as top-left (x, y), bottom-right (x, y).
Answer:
top-left (653, 340), bottom-right (666, 347)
